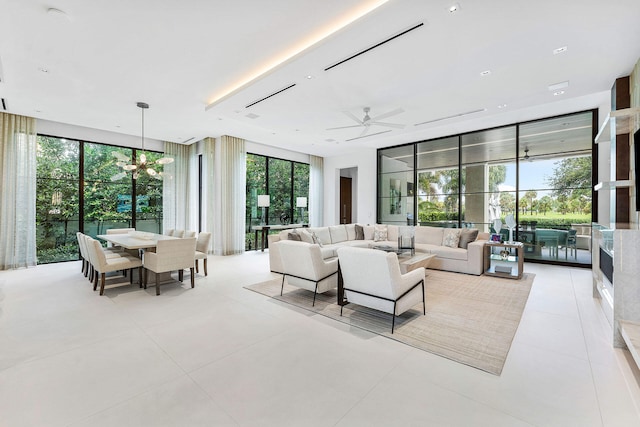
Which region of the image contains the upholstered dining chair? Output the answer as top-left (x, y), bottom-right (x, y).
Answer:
top-left (278, 240), bottom-right (338, 306)
top-left (81, 234), bottom-right (120, 284)
top-left (195, 232), bottom-right (212, 276)
top-left (184, 230), bottom-right (196, 238)
top-left (143, 237), bottom-right (197, 295)
top-left (171, 229), bottom-right (186, 238)
top-left (164, 229), bottom-right (174, 236)
top-left (86, 237), bottom-right (143, 295)
top-left (336, 247), bottom-right (425, 333)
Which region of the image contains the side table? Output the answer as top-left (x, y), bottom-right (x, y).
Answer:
top-left (484, 241), bottom-right (524, 279)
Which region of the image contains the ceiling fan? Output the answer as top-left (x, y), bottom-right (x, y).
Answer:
top-left (327, 107), bottom-right (405, 138)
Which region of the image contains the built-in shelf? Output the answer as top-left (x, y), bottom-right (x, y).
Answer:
top-left (595, 107), bottom-right (640, 144)
top-left (594, 180), bottom-right (632, 191)
top-left (620, 320), bottom-right (640, 370)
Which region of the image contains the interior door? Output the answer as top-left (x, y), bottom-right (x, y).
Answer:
top-left (340, 177), bottom-right (352, 224)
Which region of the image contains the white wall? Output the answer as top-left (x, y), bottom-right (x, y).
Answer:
top-left (37, 119), bottom-right (164, 151)
top-left (323, 149), bottom-right (377, 226)
top-left (245, 140), bottom-right (309, 163)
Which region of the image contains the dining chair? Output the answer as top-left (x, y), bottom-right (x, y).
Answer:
top-left (164, 229), bottom-right (174, 236)
top-left (86, 238), bottom-right (143, 295)
top-left (143, 237), bottom-right (197, 295)
top-left (171, 229), bottom-right (186, 238)
top-left (195, 232), bottom-right (212, 276)
top-left (184, 230), bottom-right (196, 238)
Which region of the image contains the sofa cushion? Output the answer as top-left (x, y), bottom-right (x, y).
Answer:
top-left (345, 224), bottom-right (356, 240)
top-left (416, 226), bottom-right (443, 245)
top-left (374, 224), bottom-right (388, 241)
top-left (307, 227), bottom-right (331, 245)
top-left (329, 225), bottom-right (348, 243)
top-left (298, 229), bottom-right (314, 244)
top-left (363, 225), bottom-right (375, 240)
top-left (429, 245), bottom-right (468, 261)
top-left (442, 229), bottom-right (462, 248)
top-left (310, 232), bottom-right (323, 247)
top-left (458, 228), bottom-right (479, 249)
top-left (386, 225), bottom-right (399, 242)
top-left (355, 224), bottom-right (364, 240)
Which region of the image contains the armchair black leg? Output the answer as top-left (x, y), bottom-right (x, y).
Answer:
top-left (281, 274), bottom-right (286, 296)
top-left (391, 301), bottom-right (397, 334)
top-left (312, 283), bottom-right (318, 307)
top-left (179, 269), bottom-right (184, 282)
top-left (190, 267), bottom-right (195, 288)
top-left (195, 260), bottom-right (199, 274)
top-left (204, 259), bottom-right (208, 276)
top-left (421, 281), bottom-right (426, 315)
top-left (156, 272), bottom-right (160, 296)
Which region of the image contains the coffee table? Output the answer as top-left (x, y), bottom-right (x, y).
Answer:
top-left (398, 252), bottom-right (436, 274)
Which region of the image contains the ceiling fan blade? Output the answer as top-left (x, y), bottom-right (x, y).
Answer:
top-left (343, 110), bottom-right (364, 125)
top-left (370, 107), bottom-right (404, 122)
top-left (358, 127), bottom-right (370, 138)
top-left (326, 124), bottom-right (363, 130)
top-left (371, 121), bottom-right (405, 129)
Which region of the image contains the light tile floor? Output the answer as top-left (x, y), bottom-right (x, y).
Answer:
top-left (1, 252), bottom-right (639, 426)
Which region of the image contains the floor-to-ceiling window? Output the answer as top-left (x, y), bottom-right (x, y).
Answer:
top-left (245, 153), bottom-right (309, 250)
top-left (36, 135), bottom-right (165, 264)
top-left (377, 110), bottom-right (595, 266)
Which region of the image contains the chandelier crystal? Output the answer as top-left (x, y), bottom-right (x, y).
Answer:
top-left (111, 102), bottom-right (173, 181)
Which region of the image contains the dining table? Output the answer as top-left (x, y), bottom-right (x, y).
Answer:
top-left (96, 232), bottom-right (181, 284)
top-left (96, 232), bottom-right (179, 250)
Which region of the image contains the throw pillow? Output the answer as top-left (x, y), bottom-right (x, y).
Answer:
top-left (354, 224), bottom-right (364, 240)
top-left (311, 232), bottom-right (323, 247)
top-left (298, 229), bottom-right (314, 244)
top-left (373, 224), bottom-right (388, 242)
top-left (442, 228), bottom-right (462, 248)
top-left (458, 229), bottom-right (479, 249)
top-left (287, 231), bottom-right (301, 241)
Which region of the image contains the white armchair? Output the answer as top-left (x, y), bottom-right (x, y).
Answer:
top-left (143, 237), bottom-right (197, 295)
top-left (336, 247), bottom-right (425, 333)
top-left (278, 240), bottom-right (338, 306)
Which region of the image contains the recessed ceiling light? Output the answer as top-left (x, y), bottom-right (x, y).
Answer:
top-left (480, 70), bottom-right (491, 76)
top-left (497, 104), bottom-right (507, 109)
top-left (449, 3), bottom-right (460, 12)
top-left (553, 46), bottom-right (568, 55)
top-left (553, 90), bottom-right (565, 96)
top-left (38, 67), bottom-right (49, 73)
top-left (306, 75), bottom-right (314, 79)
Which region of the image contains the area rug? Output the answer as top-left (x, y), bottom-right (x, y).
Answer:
top-left (245, 270), bottom-right (535, 375)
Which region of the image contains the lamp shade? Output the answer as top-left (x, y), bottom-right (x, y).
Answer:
top-left (296, 197), bottom-right (307, 208)
top-left (257, 194), bottom-right (270, 207)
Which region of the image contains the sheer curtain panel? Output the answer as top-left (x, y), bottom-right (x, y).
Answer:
top-left (0, 113), bottom-right (37, 269)
top-left (218, 135), bottom-right (245, 255)
top-left (163, 141), bottom-right (197, 233)
top-left (202, 137), bottom-right (215, 253)
top-left (309, 155), bottom-right (324, 227)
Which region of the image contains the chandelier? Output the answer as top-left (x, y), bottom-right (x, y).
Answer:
top-left (110, 102), bottom-right (173, 181)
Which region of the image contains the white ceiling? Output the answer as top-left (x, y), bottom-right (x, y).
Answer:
top-left (1, 0), bottom-right (640, 158)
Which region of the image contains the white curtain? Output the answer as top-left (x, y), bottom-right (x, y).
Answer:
top-left (309, 155), bottom-right (324, 227)
top-left (201, 137), bottom-right (215, 253)
top-left (0, 113), bottom-right (37, 269)
top-left (217, 135), bottom-right (245, 255)
top-left (163, 141), bottom-right (197, 233)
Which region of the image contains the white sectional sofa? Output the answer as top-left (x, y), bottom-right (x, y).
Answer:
top-left (268, 224), bottom-right (489, 275)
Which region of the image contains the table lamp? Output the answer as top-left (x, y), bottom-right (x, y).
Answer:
top-left (258, 195), bottom-right (270, 225)
top-left (296, 197), bottom-right (307, 223)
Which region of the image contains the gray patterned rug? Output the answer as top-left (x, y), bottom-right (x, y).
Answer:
top-left (245, 269), bottom-right (535, 375)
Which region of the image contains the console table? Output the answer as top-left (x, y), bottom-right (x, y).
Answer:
top-left (251, 224), bottom-right (307, 252)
